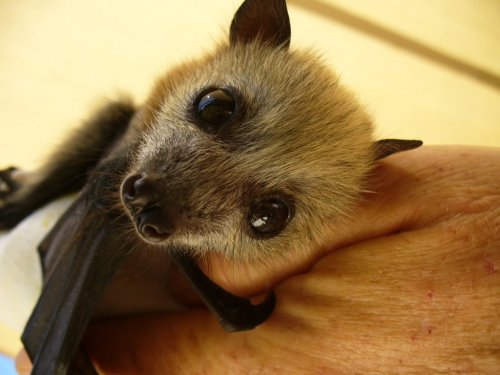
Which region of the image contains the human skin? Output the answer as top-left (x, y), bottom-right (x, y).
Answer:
top-left (16, 146), bottom-right (500, 374)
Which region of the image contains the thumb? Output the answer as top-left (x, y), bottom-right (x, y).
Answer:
top-left (15, 350), bottom-right (32, 375)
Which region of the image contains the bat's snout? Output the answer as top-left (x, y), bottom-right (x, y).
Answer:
top-left (121, 174), bottom-right (175, 242)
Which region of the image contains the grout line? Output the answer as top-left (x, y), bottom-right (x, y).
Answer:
top-left (289, 0), bottom-right (500, 91)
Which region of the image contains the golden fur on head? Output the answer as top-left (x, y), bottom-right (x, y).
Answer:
top-left (126, 40), bottom-right (376, 262)
top-left (120, 0), bottom-right (420, 263)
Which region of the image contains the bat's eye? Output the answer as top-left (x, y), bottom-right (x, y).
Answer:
top-left (194, 88), bottom-right (236, 130)
top-left (248, 198), bottom-right (292, 238)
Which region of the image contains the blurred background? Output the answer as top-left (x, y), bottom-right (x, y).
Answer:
top-left (1, 0), bottom-right (499, 367)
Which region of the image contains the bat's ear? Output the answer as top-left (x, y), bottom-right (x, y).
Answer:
top-left (230, 0), bottom-right (291, 49)
top-left (374, 139), bottom-right (423, 160)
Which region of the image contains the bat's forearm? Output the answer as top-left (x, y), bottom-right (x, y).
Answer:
top-left (0, 100), bottom-right (135, 229)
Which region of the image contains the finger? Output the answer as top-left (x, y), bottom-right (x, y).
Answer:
top-left (277, 217), bottom-right (500, 372)
top-left (15, 349), bottom-right (32, 375)
top-left (87, 308), bottom-right (324, 374)
top-left (328, 145), bottom-right (500, 247)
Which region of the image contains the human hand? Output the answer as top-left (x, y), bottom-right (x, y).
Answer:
top-left (17, 146), bottom-right (500, 374)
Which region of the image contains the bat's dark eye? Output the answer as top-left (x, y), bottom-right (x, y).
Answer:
top-left (194, 88), bottom-right (236, 130)
top-left (248, 198), bottom-right (292, 238)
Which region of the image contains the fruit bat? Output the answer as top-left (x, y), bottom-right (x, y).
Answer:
top-left (0, 0), bottom-right (422, 373)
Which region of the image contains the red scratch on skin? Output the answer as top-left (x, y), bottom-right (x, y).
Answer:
top-left (485, 261), bottom-right (497, 275)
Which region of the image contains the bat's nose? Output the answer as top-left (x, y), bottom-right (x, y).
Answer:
top-left (121, 174), bottom-right (174, 242)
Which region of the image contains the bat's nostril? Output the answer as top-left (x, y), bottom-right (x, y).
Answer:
top-left (122, 174), bottom-right (158, 209)
top-left (122, 174), bottom-right (141, 201)
top-left (138, 207), bottom-right (174, 242)
top-left (142, 224), bottom-right (159, 237)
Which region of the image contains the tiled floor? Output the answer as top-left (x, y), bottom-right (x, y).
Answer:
top-left (1, 0), bottom-right (499, 357)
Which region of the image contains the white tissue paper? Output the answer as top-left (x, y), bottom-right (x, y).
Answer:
top-left (0, 196), bottom-right (74, 334)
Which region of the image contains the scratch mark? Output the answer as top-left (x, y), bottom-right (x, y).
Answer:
top-left (485, 260), bottom-right (497, 275)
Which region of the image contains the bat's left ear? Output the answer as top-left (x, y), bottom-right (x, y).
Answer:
top-left (230, 0), bottom-right (291, 49)
top-left (374, 139), bottom-right (423, 160)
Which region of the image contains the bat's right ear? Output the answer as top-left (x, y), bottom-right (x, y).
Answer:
top-left (230, 0), bottom-right (291, 49)
top-left (374, 139), bottom-right (423, 160)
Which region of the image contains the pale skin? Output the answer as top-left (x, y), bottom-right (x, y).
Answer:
top-left (16, 146), bottom-right (500, 374)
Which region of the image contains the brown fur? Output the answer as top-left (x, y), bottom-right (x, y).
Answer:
top-left (124, 41), bottom-right (375, 263)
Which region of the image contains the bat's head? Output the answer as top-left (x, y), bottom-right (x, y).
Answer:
top-left (120, 0), bottom-right (421, 262)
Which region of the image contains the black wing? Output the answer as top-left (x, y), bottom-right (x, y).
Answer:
top-left (21, 183), bottom-right (133, 374)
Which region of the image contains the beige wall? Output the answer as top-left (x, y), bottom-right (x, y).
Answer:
top-left (0, 0), bottom-right (499, 356)
top-left (0, 0), bottom-right (499, 169)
